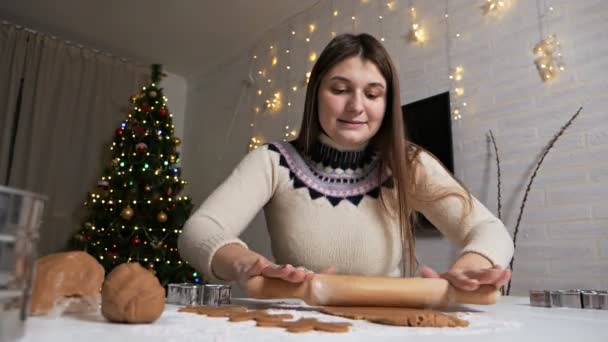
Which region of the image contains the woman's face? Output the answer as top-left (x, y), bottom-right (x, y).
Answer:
top-left (317, 56), bottom-right (387, 149)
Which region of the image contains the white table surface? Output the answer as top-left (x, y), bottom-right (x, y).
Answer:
top-left (19, 296), bottom-right (608, 342)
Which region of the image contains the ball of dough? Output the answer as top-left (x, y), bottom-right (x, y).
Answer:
top-left (30, 251), bottom-right (105, 315)
top-left (101, 262), bottom-right (165, 323)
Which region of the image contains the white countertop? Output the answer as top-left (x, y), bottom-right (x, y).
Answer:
top-left (19, 296), bottom-right (608, 342)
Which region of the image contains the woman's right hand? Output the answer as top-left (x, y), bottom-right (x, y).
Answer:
top-left (236, 256), bottom-right (336, 293)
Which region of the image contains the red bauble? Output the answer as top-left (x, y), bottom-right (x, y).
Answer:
top-left (159, 108), bottom-right (169, 117)
top-left (116, 128), bottom-right (124, 136)
top-left (141, 103), bottom-right (152, 113)
top-left (136, 142), bottom-right (148, 153)
top-left (131, 236), bottom-right (141, 245)
top-left (134, 126), bottom-right (146, 136)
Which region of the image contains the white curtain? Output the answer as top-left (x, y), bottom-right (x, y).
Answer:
top-left (0, 22), bottom-right (149, 255)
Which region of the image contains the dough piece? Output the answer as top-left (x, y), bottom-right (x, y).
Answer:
top-left (321, 306), bottom-right (468, 327)
top-left (179, 306), bottom-right (351, 333)
top-left (30, 251), bottom-right (105, 315)
top-left (101, 263), bottom-right (165, 323)
top-left (178, 305), bottom-right (248, 317)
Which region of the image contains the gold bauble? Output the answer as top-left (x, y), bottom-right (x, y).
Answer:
top-left (157, 211), bottom-right (168, 223)
top-left (120, 207), bottom-right (134, 220)
top-left (174, 138), bottom-right (181, 146)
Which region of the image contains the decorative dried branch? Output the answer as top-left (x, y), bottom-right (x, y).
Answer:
top-left (488, 130), bottom-right (502, 220)
top-left (506, 106), bottom-right (583, 295)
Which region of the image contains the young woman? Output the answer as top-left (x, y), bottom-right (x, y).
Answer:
top-left (178, 33), bottom-right (513, 293)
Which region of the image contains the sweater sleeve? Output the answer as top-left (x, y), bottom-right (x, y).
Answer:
top-left (178, 145), bottom-right (278, 281)
top-left (412, 151), bottom-right (514, 268)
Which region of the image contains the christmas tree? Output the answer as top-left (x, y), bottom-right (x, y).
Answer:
top-left (71, 64), bottom-right (200, 286)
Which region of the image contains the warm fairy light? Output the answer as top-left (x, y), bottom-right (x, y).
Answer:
top-left (309, 52), bottom-right (317, 62)
top-left (291, 31), bottom-right (296, 35)
top-left (533, 34), bottom-right (564, 82)
top-left (452, 66), bottom-right (464, 81)
top-left (309, 24), bottom-right (316, 33)
top-left (292, 86), bottom-right (298, 92)
top-left (271, 56), bottom-right (278, 66)
top-left (257, 89), bottom-right (262, 96)
top-left (265, 92), bottom-right (282, 112)
top-left (333, 10), bottom-right (339, 16)
top-left (305, 72), bottom-right (311, 83)
top-left (453, 108), bottom-right (462, 120)
top-left (305, 37), bottom-right (310, 42)
top-left (248, 136), bottom-right (264, 151)
top-left (455, 87), bottom-right (464, 96)
top-left (408, 8), bottom-right (427, 43)
top-left (387, 1), bottom-right (396, 10)
top-left (482, 0), bottom-right (509, 15)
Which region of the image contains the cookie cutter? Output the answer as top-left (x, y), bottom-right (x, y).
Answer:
top-left (550, 290), bottom-right (582, 308)
top-left (529, 290), bottom-right (551, 307)
top-left (201, 284), bottom-right (232, 306)
top-left (581, 290), bottom-right (608, 309)
top-left (529, 289), bottom-right (608, 310)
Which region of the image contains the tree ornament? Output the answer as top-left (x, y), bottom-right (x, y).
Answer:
top-left (151, 240), bottom-right (162, 249)
top-left (174, 138), bottom-right (181, 146)
top-left (145, 185), bottom-right (152, 191)
top-left (97, 180), bottom-right (109, 190)
top-left (141, 103), bottom-right (152, 113)
top-left (159, 108), bottom-right (169, 117)
top-left (131, 236), bottom-right (141, 245)
top-left (130, 95), bottom-right (138, 103)
top-left (157, 211), bottom-right (168, 223)
top-left (84, 222), bottom-right (93, 229)
top-left (148, 90), bottom-right (158, 98)
top-left (169, 155), bottom-right (176, 163)
top-left (120, 207), bottom-right (134, 220)
top-left (116, 128), bottom-right (124, 136)
top-left (166, 187), bottom-right (173, 196)
top-left (134, 126), bottom-right (146, 136)
top-left (136, 142), bottom-right (148, 153)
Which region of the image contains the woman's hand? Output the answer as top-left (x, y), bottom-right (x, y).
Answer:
top-left (419, 265), bottom-right (511, 291)
top-left (236, 256), bottom-right (336, 291)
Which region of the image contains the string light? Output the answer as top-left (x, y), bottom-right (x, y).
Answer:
top-left (248, 137), bottom-right (264, 151)
top-left (408, 6), bottom-right (427, 43)
top-left (482, 0), bottom-right (509, 15)
top-left (532, 1), bottom-right (564, 82)
top-left (533, 34), bottom-right (564, 82)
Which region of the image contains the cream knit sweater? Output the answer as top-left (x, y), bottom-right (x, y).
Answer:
top-left (178, 136), bottom-right (514, 281)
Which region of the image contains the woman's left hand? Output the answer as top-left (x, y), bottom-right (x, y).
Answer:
top-left (419, 266), bottom-right (511, 291)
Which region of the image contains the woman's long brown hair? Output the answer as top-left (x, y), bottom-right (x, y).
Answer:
top-left (294, 33), bottom-right (471, 277)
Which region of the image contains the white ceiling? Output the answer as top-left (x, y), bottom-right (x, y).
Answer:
top-left (0, 0), bottom-right (319, 79)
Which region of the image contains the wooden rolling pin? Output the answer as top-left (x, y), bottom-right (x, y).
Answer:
top-left (246, 274), bottom-right (499, 308)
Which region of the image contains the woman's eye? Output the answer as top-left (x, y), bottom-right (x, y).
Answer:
top-left (366, 93), bottom-right (379, 99)
top-left (332, 88), bottom-right (347, 94)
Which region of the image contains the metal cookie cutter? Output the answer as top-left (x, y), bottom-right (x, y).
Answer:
top-left (168, 283), bottom-right (203, 306)
top-left (529, 290), bottom-right (551, 307)
top-left (167, 283), bottom-right (188, 304)
top-left (581, 290), bottom-right (608, 310)
top-left (201, 284), bottom-right (232, 306)
top-left (550, 290), bottom-right (582, 308)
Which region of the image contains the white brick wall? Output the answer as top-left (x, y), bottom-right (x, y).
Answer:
top-left (183, 0), bottom-right (608, 295)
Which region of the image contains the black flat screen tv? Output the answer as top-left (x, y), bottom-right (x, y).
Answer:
top-left (402, 92), bottom-right (454, 235)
